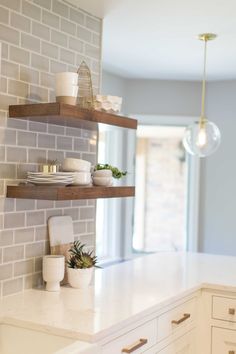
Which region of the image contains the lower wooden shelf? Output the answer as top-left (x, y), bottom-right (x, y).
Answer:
top-left (6, 185), bottom-right (135, 200)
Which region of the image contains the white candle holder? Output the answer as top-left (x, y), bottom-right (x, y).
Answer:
top-left (43, 255), bottom-right (65, 292)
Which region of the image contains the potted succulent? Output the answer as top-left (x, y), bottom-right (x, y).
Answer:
top-left (67, 241), bottom-right (99, 289)
top-left (92, 163), bottom-right (127, 186)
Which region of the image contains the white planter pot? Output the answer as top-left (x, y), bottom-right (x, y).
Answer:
top-left (68, 267), bottom-right (94, 289)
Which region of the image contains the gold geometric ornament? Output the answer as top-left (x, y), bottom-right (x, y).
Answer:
top-left (77, 61), bottom-right (94, 110)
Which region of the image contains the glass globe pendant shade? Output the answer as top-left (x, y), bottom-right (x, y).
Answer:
top-left (183, 120), bottom-right (221, 157)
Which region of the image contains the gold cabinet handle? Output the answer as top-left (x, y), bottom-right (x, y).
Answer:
top-left (171, 313), bottom-right (191, 325)
top-left (122, 338), bottom-right (148, 353)
top-left (229, 308), bottom-right (235, 315)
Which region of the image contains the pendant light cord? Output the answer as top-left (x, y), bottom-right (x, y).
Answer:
top-left (200, 39), bottom-right (207, 127)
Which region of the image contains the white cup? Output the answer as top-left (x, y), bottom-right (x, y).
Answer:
top-left (56, 84), bottom-right (79, 98)
top-left (43, 255), bottom-right (65, 292)
top-left (55, 72), bottom-right (78, 85)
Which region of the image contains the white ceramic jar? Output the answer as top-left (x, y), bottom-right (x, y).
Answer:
top-left (43, 255), bottom-right (65, 292)
top-left (68, 267), bottom-right (94, 289)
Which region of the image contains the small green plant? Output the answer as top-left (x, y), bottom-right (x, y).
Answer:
top-left (67, 241), bottom-right (99, 269)
top-left (94, 163), bottom-right (127, 179)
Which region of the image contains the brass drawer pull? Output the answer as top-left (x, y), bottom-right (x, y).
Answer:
top-left (171, 313), bottom-right (191, 325)
top-left (229, 308), bottom-right (235, 315)
top-left (229, 351), bottom-right (235, 354)
top-left (122, 338), bottom-right (148, 353)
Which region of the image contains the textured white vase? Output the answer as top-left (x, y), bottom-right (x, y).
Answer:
top-left (68, 267), bottom-right (94, 289)
top-left (43, 255), bottom-right (65, 292)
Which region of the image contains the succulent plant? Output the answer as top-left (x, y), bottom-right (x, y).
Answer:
top-left (67, 241), bottom-right (99, 269)
top-left (94, 163), bottom-right (127, 179)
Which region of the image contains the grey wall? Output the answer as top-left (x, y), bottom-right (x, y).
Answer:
top-left (102, 70), bottom-right (236, 256)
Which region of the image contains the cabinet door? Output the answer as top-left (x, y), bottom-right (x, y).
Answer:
top-left (144, 331), bottom-right (195, 354)
top-left (212, 327), bottom-right (236, 354)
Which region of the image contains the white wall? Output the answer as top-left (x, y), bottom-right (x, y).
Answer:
top-left (102, 71), bottom-right (236, 256)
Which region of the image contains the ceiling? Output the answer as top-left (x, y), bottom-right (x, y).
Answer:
top-left (68, 0), bottom-right (236, 81)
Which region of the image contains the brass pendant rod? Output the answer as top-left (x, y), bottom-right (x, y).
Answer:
top-left (200, 38), bottom-right (207, 127)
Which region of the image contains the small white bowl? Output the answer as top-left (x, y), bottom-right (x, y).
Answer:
top-left (72, 172), bottom-right (91, 185)
top-left (92, 169), bottom-right (112, 178)
top-left (62, 158), bottom-right (91, 172)
top-left (93, 176), bottom-right (113, 186)
top-left (55, 72), bottom-right (78, 85)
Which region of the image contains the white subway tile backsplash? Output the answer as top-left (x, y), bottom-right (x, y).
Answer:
top-left (0, 0), bottom-right (101, 297)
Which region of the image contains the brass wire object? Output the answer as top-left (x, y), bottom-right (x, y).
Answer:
top-left (77, 61), bottom-right (94, 110)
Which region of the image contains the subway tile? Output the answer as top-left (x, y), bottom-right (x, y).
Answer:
top-left (82, 129), bottom-right (97, 139)
top-left (0, 6), bottom-right (9, 25)
top-left (29, 121), bottom-right (47, 132)
top-left (1, 60), bottom-right (19, 80)
top-left (20, 66), bottom-right (39, 85)
top-left (16, 199), bottom-right (35, 211)
top-left (0, 230), bottom-right (14, 246)
top-left (3, 245), bottom-right (24, 262)
top-left (85, 44), bottom-right (100, 60)
top-left (7, 146), bottom-right (27, 163)
top-left (38, 133), bottom-right (55, 149)
top-left (72, 200), bottom-right (87, 207)
top-left (25, 242), bottom-right (44, 258)
top-left (32, 21), bottom-right (50, 40)
top-left (1, 42), bottom-right (8, 59)
top-left (51, 29), bottom-right (67, 47)
top-left (65, 127), bottom-right (81, 137)
top-left (48, 149), bottom-right (64, 163)
top-left (68, 37), bottom-right (83, 53)
top-left (63, 207), bottom-right (78, 220)
top-left (26, 210), bottom-right (45, 226)
top-left (0, 145), bottom-right (5, 161)
top-left (9, 46), bottom-right (30, 65)
top-left (69, 7), bottom-right (84, 25)
top-left (48, 124), bottom-right (64, 135)
top-left (0, 163), bottom-right (16, 179)
top-left (31, 53), bottom-right (49, 72)
top-left (0, 0), bottom-right (20, 10)
top-left (76, 54), bottom-right (91, 67)
top-left (77, 25), bottom-right (92, 42)
top-left (52, 0), bottom-right (69, 18)
top-left (35, 225), bottom-right (48, 241)
top-left (17, 131), bottom-right (37, 147)
top-left (80, 207), bottom-right (95, 220)
top-left (34, 257), bottom-right (42, 272)
top-left (28, 149), bottom-right (47, 163)
top-left (86, 16), bottom-right (101, 33)
top-left (0, 198), bottom-right (15, 212)
top-left (29, 85), bottom-right (49, 102)
top-left (15, 228), bottom-right (34, 243)
top-left (41, 41), bottom-right (58, 59)
top-left (74, 137), bottom-right (89, 151)
top-left (82, 152), bottom-right (96, 165)
top-left (73, 220), bottom-right (86, 234)
top-left (0, 180), bottom-right (5, 197)
top-left (0, 264), bottom-right (12, 280)
top-left (0, 77), bottom-right (7, 93)
top-left (24, 272), bottom-right (43, 289)
top-left (7, 117), bottom-right (27, 130)
top-left (36, 200), bottom-right (54, 209)
top-left (87, 220), bottom-right (95, 233)
top-left (65, 151), bottom-right (81, 159)
top-left (50, 59), bottom-right (67, 74)
top-left (8, 80), bottom-right (29, 98)
top-left (92, 60), bottom-right (100, 74)
top-left (55, 200), bottom-right (71, 208)
top-left (33, 0), bottom-right (51, 10)
top-left (4, 212), bottom-right (25, 229)
top-left (14, 259), bottom-right (34, 276)
top-left (0, 24), bottom-right (19, 45)
top-left (60, 48), bottom-right (75, 65)
top-left (42, 9), bottom-right (59, 29)
top-left (46, 208), bottom-right (62, 219)
top-left (17, 163), bottom-right (38, 179)
top-left (3, 277), bottom-right (23, 296)
top-left (21, 33), bottom-right (40, 53)
top-left (61, 18), bottom-right (76, 35)
top-left (22, 0), bottom-right (41, 21)
top-left (57, 136), bottom-right (72, 150)
top-left (10, 12), bottom-right (31, 33)
top-left (0, 128), bottom-right (17, 145)
top-left (92, 33), bottom-right (100, 47)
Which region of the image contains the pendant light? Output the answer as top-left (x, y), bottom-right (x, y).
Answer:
top-left (183, 33), bottom-right (221, 157)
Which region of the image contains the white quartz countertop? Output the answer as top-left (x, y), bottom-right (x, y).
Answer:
top-left (1, 252), bottom-right (236, 342)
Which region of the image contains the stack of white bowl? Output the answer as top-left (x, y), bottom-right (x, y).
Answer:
top-left (62, 158), bottom-right (91, 185)
top-left (55, 72), bottom-right (78, 105)
top-left (94, 95), bottom-right (122, 114)
top-left (92, 169), bottom-right (113, 186)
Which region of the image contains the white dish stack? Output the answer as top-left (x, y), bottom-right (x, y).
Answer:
top-left (27, 172), bottom-right (74, 185)
top-left (55, 72), bottom-right (78, 105)
top-left (94, 95), bottom-right (122, 114)
top-left (62, 158), bottom-right (92, 185)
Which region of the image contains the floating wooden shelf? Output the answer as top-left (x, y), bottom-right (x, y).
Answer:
top-left (9, 103), bottom-right (137, 130)
top-left (7, 185), bottom-right (135, 201)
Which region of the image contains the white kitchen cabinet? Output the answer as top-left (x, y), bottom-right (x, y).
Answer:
top-left (212, 327), bottom-right (236, 354)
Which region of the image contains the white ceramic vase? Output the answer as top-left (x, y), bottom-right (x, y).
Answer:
top-left (68, 267), bottom-right (94, 289)
top-left (43, 255), bottom-right (65, 292)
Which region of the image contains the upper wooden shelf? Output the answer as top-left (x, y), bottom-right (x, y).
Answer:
top-left (9, 103), bottom-right (137, 130)
top-left (7, 185), bottom-right (135, 201)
